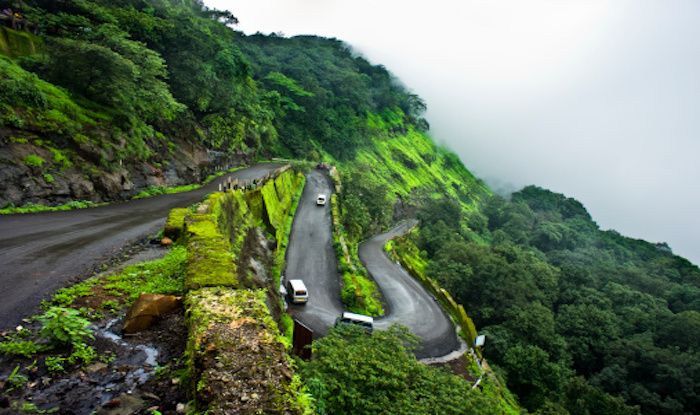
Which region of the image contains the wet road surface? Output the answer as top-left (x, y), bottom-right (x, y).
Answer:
top-left (0, 163), bottom-right (284, 330)
top-left (360, 221), bottom-right (460, 358)
top-left (286, 170), bottom-right (460, 358)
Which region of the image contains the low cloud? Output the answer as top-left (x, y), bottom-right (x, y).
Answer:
top-left (207, 0), bottom-right (700, 264)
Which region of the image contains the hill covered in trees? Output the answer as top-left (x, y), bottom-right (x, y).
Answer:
top-left (393, 188), bottom-right (700, 414)
top-left (1, 1), bottom-right (698, 414)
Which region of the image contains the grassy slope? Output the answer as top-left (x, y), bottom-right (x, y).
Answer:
top-left (344, 129), bottom-right (490, 210)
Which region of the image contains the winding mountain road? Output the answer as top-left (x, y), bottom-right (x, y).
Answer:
top-left (0, 163), bottom-right (284, 330)
top-left (286, 170), bottom-right (460, 358)
top-left (359, 222), bottom-right (460, 358)
top-left (285, 169), bottom-right (343, 335)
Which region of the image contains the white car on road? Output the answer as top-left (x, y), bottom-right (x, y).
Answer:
top-left (316, 194), bottom-right (327, 206)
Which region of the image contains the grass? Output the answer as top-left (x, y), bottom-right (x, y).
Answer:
top-left (338, 128), bottom-right (490, 212)
top-left (0, 200), bottom-right (102, 215)
top-left (49, 245), bottom-right (187, 308)
top-left (132, 183), bottom-right (200, 199)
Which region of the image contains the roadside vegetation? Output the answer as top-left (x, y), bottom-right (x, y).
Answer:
top-left (0, 199), bottom-right (101, 214)
top-left (2, 1), bottom-right (698, 414)
top-left (0, 243), bottom-right (189, 411)
top-left (301, 324), bottom-right (517, 415)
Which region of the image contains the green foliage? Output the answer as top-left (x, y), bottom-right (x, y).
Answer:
top-left (23, 154), bottom-right (45, 168)
top-left (103, 245), bottom-right (187, 301)
top-left (4, 365), bottom-right (28, 392)
top-left (49, 278), bottom-right (98, 307)
top-left (302, 324), bottom-right (507, 414)
top-left (44, 356), bottom-right (65, 373)
top-left (164, 207), bottom-right (189, 240)
top-left (240, 35), bottom-right (427, 159)
top-left (132, 183), bottom-right (200, 199)
top-left (0, 200), bottom-right (99, 214)
top-left (37, 307), bottom-right (93, 346)
top-left (340, 272), bottom-right (383, 316)
top-left (0, 340), bottom-right (42, 358)
top-left (42, 173), bottom-right (54, 183)
top-left (410, 185), bottom-right (699, 414)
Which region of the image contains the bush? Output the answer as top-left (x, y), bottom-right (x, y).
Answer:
top-left (38, 307), bottom-right (93, 346)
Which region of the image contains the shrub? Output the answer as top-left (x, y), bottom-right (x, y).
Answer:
top-left (37, 307), bottom-right (93, 346)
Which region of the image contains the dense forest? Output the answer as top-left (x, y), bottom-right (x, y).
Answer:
top-left (395, 188), bottom-right (700, 414)
top-left (0, 0), bottom-right (427, 208)
top-left (1, 1), bottom-right (699, 414)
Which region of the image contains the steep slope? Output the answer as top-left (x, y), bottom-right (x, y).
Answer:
top-left (2, 1), bottom-right (698, 414)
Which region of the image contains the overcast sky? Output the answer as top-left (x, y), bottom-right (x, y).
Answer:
top-left (205, 0), bottom-right (700, 265)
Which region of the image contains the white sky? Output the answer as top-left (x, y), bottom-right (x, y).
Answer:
top-left (205, 0), bottom-right (700, 265)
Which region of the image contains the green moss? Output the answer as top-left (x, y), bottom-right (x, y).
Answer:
top-left (184, 211), bottom-right (238, 290)
top-left (271, 172), bottom-right (305, 287)
top-left (132, 183), bottom-right (200, 200)
top-left (42, 173), bottom-right (54, 184)
top-left (0, 200), bottom-right (101, 214)
top-left (23, 154), bottom-right (45, 168)
top-left (164, 207), bottom-right (188, 240)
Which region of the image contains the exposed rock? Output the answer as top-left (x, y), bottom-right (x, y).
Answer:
top-left (185, 288), bottom-right (305, 414)
top-left (123, 294), bottom-right (182, 334)
top-left (68, 173), bottom-right (96, 200)
top-left (97, 394), bottom-right (145, 415)
top-left (160, 237), bottom-right (173, 246)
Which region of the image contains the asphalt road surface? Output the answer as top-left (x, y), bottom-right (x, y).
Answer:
top-left (286, 170), bottom-right (460, 358)
top-left (0, 163), bottom-right (284, 330)
top-left (285, 169), bottom-right (343, 336)
top-left (360, 221), bottom-right (460, 358)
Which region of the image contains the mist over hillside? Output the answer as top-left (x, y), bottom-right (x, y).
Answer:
top-left (206, 0), bottom-right (700, 265)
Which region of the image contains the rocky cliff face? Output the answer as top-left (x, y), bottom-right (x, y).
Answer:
top-left (0, 133), bottom-right (244, 208)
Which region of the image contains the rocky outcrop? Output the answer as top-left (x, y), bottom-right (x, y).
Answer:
top-left (0, 134), bottom-right (243, 208)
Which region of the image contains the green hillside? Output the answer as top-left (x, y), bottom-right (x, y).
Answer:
top-left (1, 1), bottom-right (698, 414)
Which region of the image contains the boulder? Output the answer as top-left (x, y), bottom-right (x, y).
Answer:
top-left (123, 294), bottom-right (182, 334)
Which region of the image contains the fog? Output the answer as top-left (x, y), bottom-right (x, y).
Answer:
top-left (205, 0), bottom-right (700, 265)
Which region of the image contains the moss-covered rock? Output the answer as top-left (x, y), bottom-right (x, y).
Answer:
top-left (179, 169), bottom-right (302, 291)
top-left (0, 27), bottom-right (41, 57)
top-left (183, 211), bottom-right (238, 290)
top-left (164, 207), bottom-right (188, 241)
top-left (185, 287), bottom-right (309, 414)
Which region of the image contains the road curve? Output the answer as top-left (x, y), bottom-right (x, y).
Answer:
top-left (285, 169), bottom-right (343, 337)
top-left (0, 163), bottom-right (285, 330)
top-left (360, 221), bottom-right (460, 358)
top-left (285, 170), bottom-right (460, 358)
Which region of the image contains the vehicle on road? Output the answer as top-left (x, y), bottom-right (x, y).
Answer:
top-left (287, 279), bottom-right (309, 304)
top-left (335, 311), bottom-right (374, 332)
top-left (316, 194), bottom-right (327, 206)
